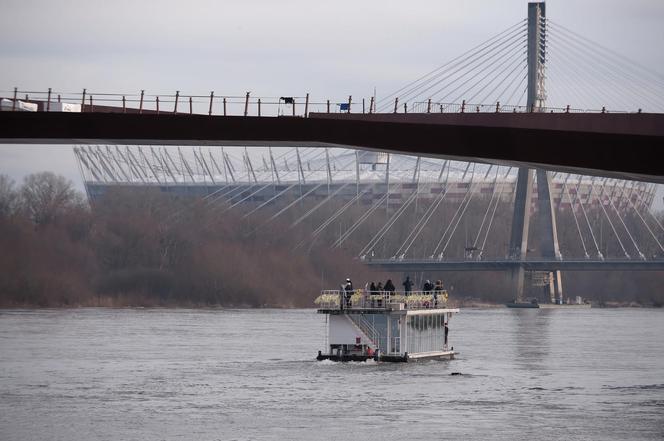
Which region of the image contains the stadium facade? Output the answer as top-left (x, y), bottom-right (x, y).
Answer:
top-left (75, 146), bottom-right (656, 212)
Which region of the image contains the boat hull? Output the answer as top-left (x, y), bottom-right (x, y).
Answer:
top-left (316, 350), bottom-right (456, 363)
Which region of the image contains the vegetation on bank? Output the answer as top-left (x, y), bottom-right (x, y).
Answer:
top-left (0, 172), bottom-right (662, 308)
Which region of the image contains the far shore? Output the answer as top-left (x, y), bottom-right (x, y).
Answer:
top-left (0, 300), bottom-right (661, 310)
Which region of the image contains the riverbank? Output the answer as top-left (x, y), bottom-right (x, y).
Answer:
top-left (1, 297), bottom-right (661, 309)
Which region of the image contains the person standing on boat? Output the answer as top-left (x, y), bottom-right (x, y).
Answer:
top-left (403, 276), bottom-right (413, 296)
top-left (375, 282), bottom-right (384, 307)
top-left (423, 280), bottom-right (433, 294)
top-left (384, 279), bottom-right (395, 292)
top-left (368, 282), bottom-right (377, 307)
top-left (434, 280), bottom-right (443, 307)
top-left (344, 278), bottom-right (353, 308)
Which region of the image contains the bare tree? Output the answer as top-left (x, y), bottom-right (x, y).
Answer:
top-left (0, 174), bottom-right (18, 217)
top-left (19, 172), bottom-right (83, 225)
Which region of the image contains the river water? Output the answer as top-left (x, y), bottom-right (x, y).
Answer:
top-left (0, 308), bottom-right (662, 440)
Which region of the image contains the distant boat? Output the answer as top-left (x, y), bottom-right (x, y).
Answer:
top-left (506, 298), bottom-right (540, 308)
top-left (506, 298), bottom-right (592, 309)
top-left (506, 302), bottom-right (540, 308)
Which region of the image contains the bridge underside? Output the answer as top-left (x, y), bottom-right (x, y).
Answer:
top-left (1, 111), bottom-right (663, 183)
top-left (365, 259), bottom-right (664, 272)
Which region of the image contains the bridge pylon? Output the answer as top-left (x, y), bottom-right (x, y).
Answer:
top-left (510, 2), bottom-right (562, 304)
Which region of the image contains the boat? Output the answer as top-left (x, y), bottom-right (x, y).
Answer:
top-left (314, 288), bottom-right (459, 362)
top-left (506, 298), bottom-right (541, 308)
top-left (506, 296), bottom-right (592, 309)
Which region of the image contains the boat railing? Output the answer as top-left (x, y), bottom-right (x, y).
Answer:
top-left (355, 314), bottom-right (379, 347)
top-left (314, 289), bottom-right (448, 310)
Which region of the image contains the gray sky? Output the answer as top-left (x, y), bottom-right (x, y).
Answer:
top-left (1, 0), bottom-right (663, 203)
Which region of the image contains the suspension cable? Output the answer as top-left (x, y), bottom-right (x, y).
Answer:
top-left (440, 172), bottom-right (482, 258)
top-left (397, 162), bottom-right (453, 258)
top-left (359, 184), bottom-right (419, 257)
top-left (430, 164), bottom-right (477, 258)
top-left (546, 25), bottom-right (664, 110)
top-left (377, 20), bottom-right (527, 110)
top-left (605, 180), bottom-right (646, 259)
top-left (627, 185), bottom-right (664, 235)
top-left (458, 48), bottom-right (527, 104)
top-left (290, 182), bottom-right (352, 227)
top-left (333, 192), bottom-right (390, 248)
top-left (472, 166), bottom-right (499, 250)
top-left (572, 176), bottom-right (603, 259)
top-left (478, 167), bottom-right (513, 259)
top-left (298, 185), bottom-right (377, 251)
top-left (617, 184), bottom-right (664, 254)
top-left (548, 20), bottom-right (664, 90)
top-left (385, 25), bottom-right (528, 109)
top-left (427, 32), bottom-right (528, 103)
top-left (561, 174), bottom-right (590, 258)
top-left (592, 178), bottom-right (630, 258)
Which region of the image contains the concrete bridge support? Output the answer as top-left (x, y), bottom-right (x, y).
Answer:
top-left (508, 168), bottom-right (564, 303)
top-left (537, 169), bottom-right (563, 303)
top-left (509, 168), bottom-right (534, 302)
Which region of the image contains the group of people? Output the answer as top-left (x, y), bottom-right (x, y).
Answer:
top-left (371, 276), bottom-right (445, 295)
top-left (341, 276), bottom-right (446, 308)
top-left (342, 278), bottom-right (395, 308)
top-left (366, 279), bottom-right (396, 294)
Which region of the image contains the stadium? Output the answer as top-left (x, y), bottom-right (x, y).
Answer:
top-left (75, 145), bottom-right (656, 213)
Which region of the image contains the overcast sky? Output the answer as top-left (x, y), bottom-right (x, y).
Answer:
top-left (1, 0), bottom-right (663, 202)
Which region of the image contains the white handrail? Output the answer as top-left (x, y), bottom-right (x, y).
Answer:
top-left (314, 289), bottom-right (448, 310)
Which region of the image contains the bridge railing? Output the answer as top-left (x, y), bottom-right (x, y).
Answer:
top-left (314, 289), bottom-right (448, 310)
top-left (1, 88), bottom-right (359, 117)
top-left (2, 87), bottom-right (636, 117)
top-left (412, 100), bottom-right (631, 114)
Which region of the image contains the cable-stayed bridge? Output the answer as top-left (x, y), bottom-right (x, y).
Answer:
top-left (1, 1), bottom-right (663, 303)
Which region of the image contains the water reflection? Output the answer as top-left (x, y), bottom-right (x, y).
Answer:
top-left (509, 309), bottom-right (552, 372)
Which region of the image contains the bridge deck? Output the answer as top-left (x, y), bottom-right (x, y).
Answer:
top-left (365, 258), bottom-right (664, 272)
top-left (1, 111), bottom-right (662, 183)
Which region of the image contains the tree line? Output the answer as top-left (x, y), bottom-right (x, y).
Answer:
top-left (0, 172), bottom-right (662, 307)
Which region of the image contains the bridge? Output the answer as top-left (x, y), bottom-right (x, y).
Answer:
top-left (1, 1), bottom-right (663, 304)
top-left (0, 111), bottom-right (662, 183)
top-left (366, 258), bottom-right (664, 273)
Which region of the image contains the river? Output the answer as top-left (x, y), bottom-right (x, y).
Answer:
top-left (1, 308), bottom-right (662, 440)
